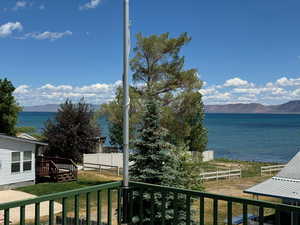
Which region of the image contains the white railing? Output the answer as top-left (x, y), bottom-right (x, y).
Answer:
top-left (200, 168), bottom-right (242, 181)
top-left (83, 162), bottom-right (122, 176)
top-left (260, 164), bottom-right (286, 176)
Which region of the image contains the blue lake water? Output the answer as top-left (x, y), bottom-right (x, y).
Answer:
top-left (18, 112), bottom-right (300, 163)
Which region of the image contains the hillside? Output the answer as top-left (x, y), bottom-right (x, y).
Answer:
top-left (205, 100), bottom-right (300, 113)
top-left (23, 104), bottom-right (99, 112)
top-left (23, 101), bottom-right (300, 114)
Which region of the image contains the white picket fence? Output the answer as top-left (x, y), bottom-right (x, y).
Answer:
top-left (260, 164), bottom-right (285, 176)
top-left (83, 162), bottom-right (122, 176)
top-left (83, 153), bottom-right (133, 176)
top-left (200, 168), bottom-right (242, 181)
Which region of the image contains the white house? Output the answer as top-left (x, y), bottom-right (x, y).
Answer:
top-left (0, 134), bottom-right (47, 189)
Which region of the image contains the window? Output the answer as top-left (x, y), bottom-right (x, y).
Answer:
top-left (23, 151), bottom-right (32, 171)
top-left (11, 152), bottom-right (21, 173)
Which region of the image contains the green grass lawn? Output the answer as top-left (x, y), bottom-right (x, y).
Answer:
top-left (17, 171), bottom-right (120, 196)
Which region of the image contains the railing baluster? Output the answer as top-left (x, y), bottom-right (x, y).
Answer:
top-left (86, 192), bottom-right (91, 225)
top-left (200, 196), bottom-right (204, 225)
top-left (4, 209), bottom-right (9, 225)
top-left (74, 195), bottom-right (79, 225)
top-left (161, 192), bottom-right (166, 225)
top-left (186, 194), bottom-right (191, 225)
top-left (213, 199), bottom-right (218, 225)
top-left (174, 193), bottom-right (178, 225)
top-left (62, 197), bottom-right (67, 225)
top-left (227, 201), bottom-right (232, 225)
top-left (139, 187), bottom-right (144, 225)
top-left (117, 189), bottom-right (121, 225)
top-left (20, 205), bottom-right (25, 225)
top-left (150, 191), bottom-right (155, 225)
top-left (129, 189), bottom-right (133, 224)
top-left (108, 189), bottom-right (112, 225)
top-left (49, 200), bottom-right (54, 225)
top-left (97, 191), bottom-right (102, 225)
top-left (259, 206), bottom-right (264, 225)
top-left (35, 203), bottom-right (40, 225)
top-left (275, 208), bottom-right (280, 225)
top-left (243, 203), bottom-right (247, 225)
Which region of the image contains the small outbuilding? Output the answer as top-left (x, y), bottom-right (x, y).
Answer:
top-left (0, 134), bottom-right (47, 189)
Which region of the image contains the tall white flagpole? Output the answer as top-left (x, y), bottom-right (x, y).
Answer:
top-left (122, 0), bottom-right (130, 223)
top-left (123, 0), bottom-right (130, 190)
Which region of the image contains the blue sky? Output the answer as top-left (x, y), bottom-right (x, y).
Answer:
top-left (1, 0), bottom-right (300, 106)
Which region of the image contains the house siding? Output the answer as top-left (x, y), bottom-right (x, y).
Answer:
top-left (0, 136), bottom-right (36, 186)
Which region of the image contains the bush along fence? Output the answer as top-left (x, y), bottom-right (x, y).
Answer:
top-left (2, 180), bottom-right (300, 224)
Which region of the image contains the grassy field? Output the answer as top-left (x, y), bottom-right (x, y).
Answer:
top-left (202, 158), bottom-right (279, 177)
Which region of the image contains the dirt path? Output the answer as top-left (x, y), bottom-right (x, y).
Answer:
top-left (203, 176), bottom-right (277, 201)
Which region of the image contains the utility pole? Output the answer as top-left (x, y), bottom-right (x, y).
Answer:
top-left (122, 0), bottom-right (130, 223)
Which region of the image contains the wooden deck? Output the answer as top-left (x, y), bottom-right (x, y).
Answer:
top-left (36, 157), bottom-right (78, 183)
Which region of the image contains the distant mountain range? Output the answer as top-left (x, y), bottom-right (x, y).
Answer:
top-left (204, 100), bottom-right (300, 114)
top-left (22, 104), bottom-right (99, 112)
top-left (22, 101), bottom-right (300, 114)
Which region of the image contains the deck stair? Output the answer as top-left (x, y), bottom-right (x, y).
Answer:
top-left (36, 157), bottom-right (78, 183)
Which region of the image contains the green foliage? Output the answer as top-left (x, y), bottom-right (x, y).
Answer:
top-left (130, 98), bottom-right (180, 186)
top-left (100, 86), bottom-right (142, 149)
top-left (130, 97), bottom-right (188, 225)
top-left (16, 126), bottom-right (36, 134)
top-left (43, 99), bottom-right (100, 162)
top-left (176, 146), bottom-right (204, 191)
top-left (131, 32), bottom-right (201, 96)
top-left (102, 33), bottom-right (207, 153)
top-left (0, 78), bottom-right (21, 136)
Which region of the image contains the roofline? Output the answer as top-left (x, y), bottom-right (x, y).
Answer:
top-left (0, 134), bottom-right (48, 146)
top-left (244, 190), bottom-right (300, 201)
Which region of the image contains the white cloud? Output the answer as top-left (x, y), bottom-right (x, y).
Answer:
top-left (14, 81), bottom-right (122, 106)
top-left (0, 22), bottom-right (23, 37)
top-left (200, 76), bottom-right (300, 105)
top-left (232, 88), bottom-right (261, 94)
top-left (223, 77), bottom-right (251, 87)
top-left (79, 0), bottom-right (102, 10)
top-left (13, 1), bottom-right (27, 10)
top-left (39, 84), bottom-right (73, 91)
top-left (24, 31), bottom-right (72, 41)
top-left (199, 87), bottom-right (217, 95)
top-left (14, 85), bottom-right (30, 94)
top-left (13, 77), bottom-right (300, 106)
top-left (39, 5), bottom-right (45, 10)
top-left (275, 77), bottom-right (300, 87)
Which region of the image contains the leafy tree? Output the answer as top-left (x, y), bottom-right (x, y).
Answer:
top-left (43, 99), bottom-right (100, 162)
top-left (130, 97), bottom-right (188, 225)
top-left (100, 86), bottom-right (142, 149)
top-left (162, 91), bottom-right (208, 152)
top-left (0, 78), bottom-right (21, 136)
top-left (131, 32), bottom-right (201, 96)
top-left (102, 33), bottom-right (207, 154)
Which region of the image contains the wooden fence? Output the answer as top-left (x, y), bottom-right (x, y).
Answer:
top-left (83, 162), bottom-right (122, 176)
top-left (260, 164), bottom-right (286, 176)
top-left (200, 168), bottom-right (242, 181)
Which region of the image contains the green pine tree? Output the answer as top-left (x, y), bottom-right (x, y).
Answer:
top-left (185, 92), bottom-right (208, 153)
top-left (0, 78), bottom-right (21, 136)
top-left (130, 97), bottom-right (188, 225)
